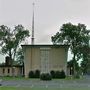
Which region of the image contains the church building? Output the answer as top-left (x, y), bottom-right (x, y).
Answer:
top-left (22, 44), bottom-right (69, 78)
top-left (21, 3), bottom-right (69, 78)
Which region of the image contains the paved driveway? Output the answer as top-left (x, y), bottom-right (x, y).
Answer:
top-left (1, 76), bottom-right (90, 88)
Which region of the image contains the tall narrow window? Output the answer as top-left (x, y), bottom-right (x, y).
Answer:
top-left (40, 48), bottom-right (50, 73)
top-left (3, 68), bottom-right (5, 74)
top-left (8, 68), bottom-right (10, 73)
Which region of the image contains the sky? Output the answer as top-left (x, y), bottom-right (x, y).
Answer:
top-left (0, 0), bottom-right (90, 63)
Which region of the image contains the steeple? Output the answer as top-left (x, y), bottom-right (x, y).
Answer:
top-left (31, 2), bottom-right (35, 45)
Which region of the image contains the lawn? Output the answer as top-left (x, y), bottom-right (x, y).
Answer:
top-left (0, 87), bottom-right (16, 90)
top-left (0, 76), bottom-right (84, 81)
top-left (0, 76), bottom-right (26, 80)
top-left (0, 87), bottom-right (90, 90)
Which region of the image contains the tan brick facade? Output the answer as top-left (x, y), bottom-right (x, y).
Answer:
top-left (0, 66), bottom-right (23, 76)
top-left (22, 45), bottom-right (69, 78)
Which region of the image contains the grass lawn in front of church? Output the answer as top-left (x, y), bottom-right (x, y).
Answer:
top-left (0, 87), bottom-right (90, 90)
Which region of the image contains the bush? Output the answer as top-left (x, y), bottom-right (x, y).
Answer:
top-left (34, 70), bottom-right (40, 78)
top-left (50, 70), bottom-right (56, 78)
top-left (50, 70), bottom-right (66, 79)
top-left (55, 71), bottom-right (61, 78)
top-left (28, 70), bottom-right (40, 78)
top-left (40, 73), bottom-right (52, 81)
top-left (28, 71), bottom-right (34, 78)
top-left (74, 73), bottom-right (80, 79)
top-left (60, 70), bottom-right (66, 79)
top-left (28, 70), bottom-right (66, 79)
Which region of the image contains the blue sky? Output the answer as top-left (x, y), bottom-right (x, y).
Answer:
top-left (0, 0), bottom-right (90, 63)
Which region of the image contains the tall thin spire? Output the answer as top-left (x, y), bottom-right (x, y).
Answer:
top-left (31, 2), bottom-right (35, 45)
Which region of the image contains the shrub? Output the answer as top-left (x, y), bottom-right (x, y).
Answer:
top-left (74, 73), bottom-right (80, 79)
top-left (28, 71), bottom-right (34, 78)
top-left (60, 70), bottom-right (66, 79)
top-left (50, 70), bottom-right (56, 78)
top-left (34, 70), bottom-right (40, 78)
top-left (40, 73), bottom-right (52, 81)
top-left (55, 71), bottom-right (61, 78)
top-left (50, 70), bottom-right (66, 79)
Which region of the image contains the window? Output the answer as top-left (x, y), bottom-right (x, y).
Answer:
top-left (3, 68), bottom-right (5, 73)
top-left (8, 68), bottom-right (10, 73)
top-left (40, 48), bottom-right (50, 73)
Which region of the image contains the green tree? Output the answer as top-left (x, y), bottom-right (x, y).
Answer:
top-left (80, 30), bottom-right (90, 74)
top-left (16, 48), bottom-right (24, 65)
top-left (67, 60), bottom-right (79, 75)
top-left (51, 23), bottom-right (90, 76)
top-left (0, 25), bottom-right (30, 65)
top-left (81, 46), bottom-right (90, 74)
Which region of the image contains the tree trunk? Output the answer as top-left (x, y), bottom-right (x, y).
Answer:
top-left (73, 53), bottom-right (76, 77)
top-left (9, 50), bottom-right (13, 65)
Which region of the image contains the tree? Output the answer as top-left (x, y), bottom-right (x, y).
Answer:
top-left (0, 25), bottom-right (30, 65)
top-left (67, 60), bottom-right (79, 75)
top-left (51, 23), bottom-right (90, 76)
top-left (81, 46), bottom-right (90, 74)
top-left (80, 30), bottom-right (90, 74)
top-left (16, 48), bottom-right (24, 65)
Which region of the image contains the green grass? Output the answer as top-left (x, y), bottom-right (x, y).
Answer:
top-left (0, 76), bottom-right (29, 81)
top-left (0, 87), bottom-right (90, 90)
top-left (21, 87), bottom-right (90, 90)
top-left (0, 75), bottom-right (85, 81)
top-left (0, 87), bottom-right (16, 90)
top-left (0, 76), bottom-right (77, 82)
